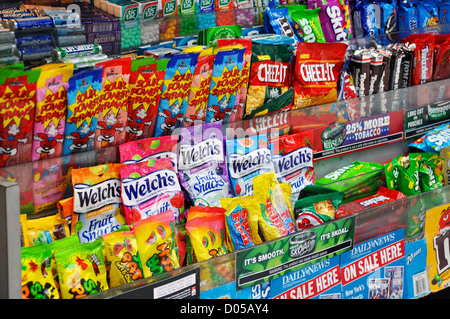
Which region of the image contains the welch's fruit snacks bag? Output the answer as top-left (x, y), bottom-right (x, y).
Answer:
top-left (226, 134), bottom-right (274, 197)
top-left (120, 157), bottom-right (185, 225)
top-left (178, 122), bottom-right (232, 207)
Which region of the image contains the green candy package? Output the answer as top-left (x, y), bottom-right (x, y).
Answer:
top-left (294, 185), bottom-right (344, 231)
top-left (290, 8), bottom-right (326, 43)
top-left (410, 153), bottom-right (445, 192)
top-left (315, 161), bottom-right (385, 203)
top-left (385, 154), bottom-right (420, 196)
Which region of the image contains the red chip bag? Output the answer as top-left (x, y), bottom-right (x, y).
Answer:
top-left (292, 42), bottom-right (348, 109)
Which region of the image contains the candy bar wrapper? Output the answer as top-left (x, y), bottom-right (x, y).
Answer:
top-left (433, 35), bottom-right (450, 82)
top-left (63, 67), bottom-right (102, 156)
top-left (214, 38), bottom-right (252, 124)
top-left (32, 157), bottom-right (67, 214)
top-left (31, 63), bottom-right (73, 161)
top-left (387, 43), bottom-right (404, 91)
top-left (205, 47), bottom-right (245, 125)
top-left (368, 50), bottom-right (384, 95)
top-left (126, 57), bottom-right (169, 141)
top-left (400, 34), bottom-right (435, 86)
top-left (376, 46), bottom-right (392, 93)
top-left (154, 52), bottom-right (199, 137)
top-left (350, 49), bottom-right (371, 97)
top-left (308, 0), bottom-right (353, 42)
top-left (183, 53), bottom-right (214, 127)
top-left (0, 68), bottom-right (40, 167)
top-left (94, 57), bottom-right (132, 149)
top-left (0, 162), bottom-right (34, 214)
top-left (425, 203), bottom-right (450, 293)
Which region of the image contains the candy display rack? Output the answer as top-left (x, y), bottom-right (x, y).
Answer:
top-left (2, 2), bottom-right (450, 299)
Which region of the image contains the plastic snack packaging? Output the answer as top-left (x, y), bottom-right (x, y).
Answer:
top-left (183, 51), bottom-right (214, 127)
top-left (432, 34), bottom-right (450, 81)
top-left (220, 196), bottom-right (257, 251)
top-left (212, 38), bottom-right (253, 123)
top-left (154, 52), bottom-right (200, 136)
top-left (244, 86), bottom-right (294, 119)
top-left (120, 135), bottom-right (179, 171)
top-left (94, 57), bottom-right (132, 149)
top-left (54, 239), bottom-right (109, 299)
top-left (349, 48), bottom-right (371, 97)
top-left (178, 122), bottom-right (232, 207)
top-left (289, 8), bottom-right (326, 43)
top-left (21, 244), bottom-right (59, 299)
top-left (31, 63), bottom-right (73, 161)
top-left (205, 46), bottom-right (245, 124)
top-left (185, 206), bottom-right (228, 262)
top-left (409, 153), bottom-right (445, 192)
top-left (315, 161), bottom-right (384, 203)
top-left (384, 154), bottom-right (421, 196)
top-left (32, 157), bottom-right (67, 213)
top-left (293, 42), bottom-right (348, 109)
top-left (308, 0), bottom-right (353, 42)
top-left (400, 33), bottom-right (435, 86)
top-left (226, 134), bottom-right (274, 197)
top-left (270, 131), bottom-right (315, 194)
top-left (102, 228), bottom-right (143, 288)
top-left (134, 210), bottom-right (180, 278)
top-left (245, 41), bottom-right (292, 117)
top-left (253, 171), bottom-right (296, 240)
top-left (63, 66), bottom-right (102, 155)
top-left (126, 57), bottom-right (169, 141)
top-left (71, 163), bottom-right (126, 244)
top-left (0, 67), bottom-right (40, 167)
top-left (265, 6), bottom-right (300, 44)
top-left (22, 212), bottom-right (70, 247)
top-left (378, 0), bottom-right (398, 36)
top-left (408, 122), bottom-right (450, 154)
top-left (416, 1), bottom-right (439, 28)
top-left (351, 0), bottom-right (378, 38)
top-left (294, 185), bottom-right (343, 232)
top-left (120, 157), bottom-right (184, 225)
top-left (397, 0), bottom-right (417, 31)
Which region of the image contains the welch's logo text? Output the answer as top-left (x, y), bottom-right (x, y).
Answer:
top-left (121, 170), bottom-right (178, 206)
top-left (273, 147), bottom-right (313, 177)
top-left (74, 179), bottom-right (122, 214)
top-left (178, 138), bottom-right (223, 170)
top-left (228, 148), bottom-right (272, 178)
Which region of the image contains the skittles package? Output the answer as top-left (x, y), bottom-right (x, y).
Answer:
top-left (308, 0), bottom-right (353, 41)
top-left (0, 68), bottom-right (40, 167)
top-left (94, 57), bottom-right (132, 149)
top-left (54, 239), bottom-right (109, 299)
top-left (178, 122), bottom-right (232, 207)
top-left (293, 42), bottom-right (348, 109)
top-left (120, 157), bottom-right (184, 225)
top-left (246, 41), bottom-right (292, 117)
top-left (71, 163), bottom-right (126, 244)
top-left (226, 134), bottom-right (274, 197)
top-left (185, 206), bottom-right (228, 262)
top-left (119, 135), bottom-right (178, 171)
top-left (31, 63), bottom-right (73, 161)
top-left (385, 154), bottom-right (421, 196)
top-left (126, 57), bottom-right (169, 141)
top-left (21, 244), bottom-right (59, 299)
top-left (63, 67), bottom-right (102, 155)
top-left (22, 212), bottom-right (70, 247)
top-left (408, 122), bottom-right (450, 154)
top-left (154, 52), bottom-right (200, 136)
top-left (205, 47), bottom-right (245, 124)
top-left (183, 52), bottom-right (214, 127)
top-left (134, 210), bottom-right (180, 278)
top-left (253, 171), bottom-right (296, 240)
top-left (102, 228), bottom-right (143, 288)
top-left (270, 131), bottom-right (315, 194)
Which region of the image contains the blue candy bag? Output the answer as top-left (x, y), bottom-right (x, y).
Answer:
top-left (379, 0), bottom-right (398, 34)
top-left (265, 6), bottom-right (300, 45)
top-left (154, 52), bottom-right (200, 137)
top-left (226, 134), bottom-right (274, 197)
top-left (63, 67), bottom-right (102, 155)
top-left (408, 122), bottom-right (450, 153)
top-left (398, 0), bottom-right (417, 31)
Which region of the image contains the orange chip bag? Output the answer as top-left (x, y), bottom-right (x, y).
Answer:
top-left (71, 163), bottom-right (126, 244)
top-left (293, 42), bottom-right (348, 109)
top-left (134, 210), bottom-right (180, 278)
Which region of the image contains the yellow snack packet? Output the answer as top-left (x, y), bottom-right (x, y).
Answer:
top-left (134, 210), bottom-right (180, 278)
top-left (102, 229), bottom-right (143, 288)
top-left (253, 171), bottom-right (296, 242)
top-left (22, 212), bottom-right (70, 247)
top-left (21, 244), bottom-right (60, 299)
